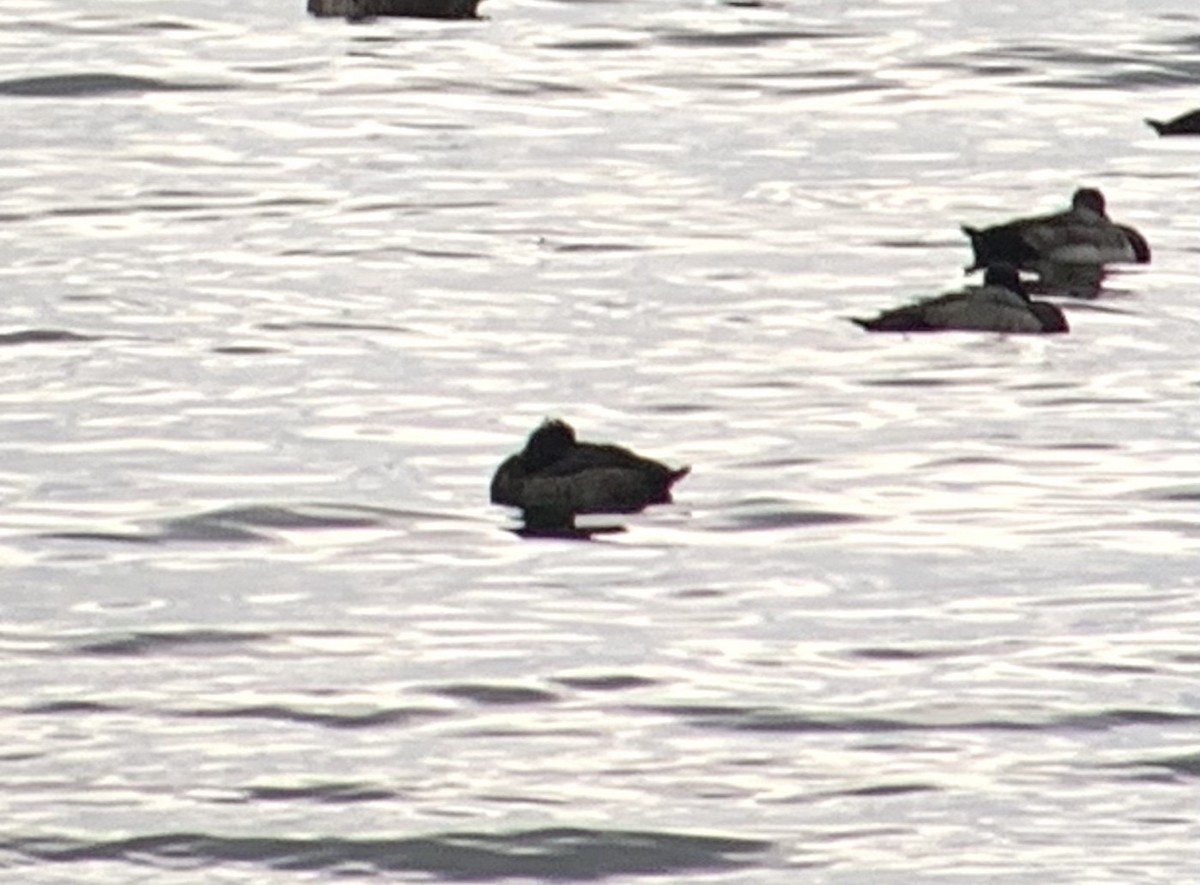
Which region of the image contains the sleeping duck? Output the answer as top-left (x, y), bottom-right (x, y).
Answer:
top-left (852, 265), bottom-right (1068, 334)
top-left (961, 188), bottom-right (1150, 274)
top-left (307, 0), bottom-right (481, 18)
top-left (491, 419), bottom-right (690, 522)
top-left (1146, 109), bottom-right (1200, 136)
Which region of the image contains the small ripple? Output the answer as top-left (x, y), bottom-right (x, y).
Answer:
top-left (544, 39), bottom-right (644, 52)
top-left (850, 646), bottom-right (953, 661)
top-left (14, 17), bottom-right (202, 36)
top-left (428, 683), bottom-right (561, 705)
top-left (1102, 750), bottom-right (1200, 784)
top-left (0, 73), bottom-right (234, 97)
top-left (1138, 485), bottom-right (1200, 502)
top-left (714, 501), bottom-right (869, 532)
top-left (553, 673), bottom-right (659, 691)
top-left (860, 377), bottom-right (960, 388)
top-left (175, 704), bottom-right (440, 730)
top-left (245, 782), bottom-right (397, 804)
top-left (18, 698), bottom-right (443, 731)
top-left (69, 629), bottom-right (273, 657)
top-left (832, 783), bottom-right (940, 799)
top-left (549, 241), bottom-right (647, 254)
top-left (652, 28), bottom-right (853, 49)
top-left (933, 42), bottom-right (1200, 90)
top-left (258, 320), bottom-right (417, 335)
top-left (6, 828), bottom-right (769, 878)
top-left (1136, 751), bottom-right (1200, 778)
top-left (43, 503), bottom-right (392, 546)
top-left (634, 704), bottom-right (1200, 734)
top-left (1050, 661), bottom-right (1157, 675)
top-left (22, 701), bottom-right (118, 716)
top-left (0, 330), bottom-right (98, 347)
top-left (210, 345), bottom-right (283, 355)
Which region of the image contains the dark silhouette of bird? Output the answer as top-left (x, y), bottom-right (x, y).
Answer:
top-left (1146, 109), bottom-right (1200, 136)
top-left (852, 265), bottom-right (1068, 334)
top-left (491, 420), bottom-right (690, 525)
top-left (961, 188), bottom-right (1149, 275)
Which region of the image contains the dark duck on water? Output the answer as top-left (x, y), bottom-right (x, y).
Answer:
top-left (1145, 109), bottom-right (1200, 136)
top-left (961, 187), bottom-right (1150, 273)
top-left (852, 265), bottom-right (1068, 335)
top-left (490, 420), bottom-right (690, 524)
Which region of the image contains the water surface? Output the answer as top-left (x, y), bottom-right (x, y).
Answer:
top-left (1, 0), bottom-right (1199, 882)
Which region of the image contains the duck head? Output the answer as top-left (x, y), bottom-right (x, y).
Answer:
top-left (522, 419), bottom-right (577, 469)
top-left (1071, 187), bottom-right (1107, 218)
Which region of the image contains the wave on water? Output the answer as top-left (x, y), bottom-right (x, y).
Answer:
top-left (66, 628), bottom-right (275, 657)
top-left (41, 502), bottom-right (397, 545)
top-left (0, 73), bottom-right (234, 97)
top-left (21, 697), bottom-right (444, 730)
top-left (1, 827), bottom-right (771, 878)
top-left (632, 703), bottom-right (1200, 734)
top-left (0, 329), bottom-right (98, 346)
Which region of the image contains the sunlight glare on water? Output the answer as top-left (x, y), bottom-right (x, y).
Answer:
top-left (0, 0), bottom-right (1199, 882)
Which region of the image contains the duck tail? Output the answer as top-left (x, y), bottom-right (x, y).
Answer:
top-left (1145, 118), bottom-right (1167, 136)
top-left (1120, 225), bottom-right (1152, 263)
top-left (668, 465), bottom-right (691, 487)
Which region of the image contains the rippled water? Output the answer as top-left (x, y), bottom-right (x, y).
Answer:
top-left (2, 0), bottom-right (1200, 881)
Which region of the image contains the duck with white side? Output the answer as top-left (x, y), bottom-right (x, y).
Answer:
top-left (961, 187), bottom-right (1150, 273)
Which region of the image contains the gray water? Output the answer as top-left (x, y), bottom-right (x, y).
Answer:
top-left (1, 0), bottom-right (1199, 882)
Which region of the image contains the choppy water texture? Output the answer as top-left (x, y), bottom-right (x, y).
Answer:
top-left (2, 0), bottom-right (1199, 882)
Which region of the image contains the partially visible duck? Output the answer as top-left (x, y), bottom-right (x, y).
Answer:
top-left (1146, 109), bottom-right (1200, 136)
top-left (961, 188), bottom-right (1150, 273)
top-left (852, 265), bottom-right (1068, 334)
top-left (491, 420), bottom-right (690, 521)
top-left (307, 0), bottom-right (482, 19)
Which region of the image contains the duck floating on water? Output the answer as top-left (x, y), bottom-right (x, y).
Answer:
top-left (1146, 109), bottom-right (1200, 136)
top-left (491, 419), bottom-right (690, 525)
top-left (307, 0), bottom-right (482, 19)
top-left (852, 265), bottom-right (1068, 334)
top-left (961, 188), bottom-right (1150, 275)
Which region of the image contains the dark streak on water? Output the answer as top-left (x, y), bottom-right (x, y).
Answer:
top-left (0, 329), bottom-right (97, 346)
top-left (42, 504), bottom-right (394, 545)
top-left (2, 829), bottom-right (771, 879)
top-left (0, 73), bottom-right (234, 96)
top-left (633, 705), bottom-right (1200, 734)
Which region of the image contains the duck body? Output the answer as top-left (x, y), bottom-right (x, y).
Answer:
top-left (491, 420), bottom-right (689, 519)
top-left (307, 0), bottom-right (481, 19)
top-left (961, 188), bottom-right (1150, 273)
top-left (1146, 109), bottom-right (1200, 136)
top-left (852, 265), bottom-right (1068, 335)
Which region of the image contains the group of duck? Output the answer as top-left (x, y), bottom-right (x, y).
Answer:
top-left (305, 0), bottom-right (1199, 525)
top-left (487, 177), bottom-right (1178, 531)
top-left (851, 186), bottom-right (1152, 335)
